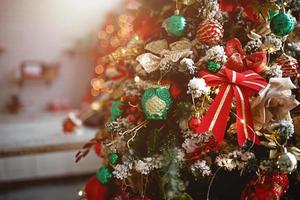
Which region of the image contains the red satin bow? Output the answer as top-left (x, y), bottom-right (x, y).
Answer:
top-left (225, 38), bottom-right (267, 74)
top-left (197, 68), bottom-right (268, 146)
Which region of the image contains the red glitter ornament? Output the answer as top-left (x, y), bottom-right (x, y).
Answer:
top-left (85, 176), bottom-right (109, 200)
top-left (196, 19), bottom-right (224, 45)
top-left (188, 116), bottom-right (201, 132)
top-left (241, 172), bottom-right (289, 200)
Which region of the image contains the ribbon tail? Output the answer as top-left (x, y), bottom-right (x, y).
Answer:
top-left (196, 85), bottom-right (233, 144)
top-left (234, 86), bottom-right (259, 146)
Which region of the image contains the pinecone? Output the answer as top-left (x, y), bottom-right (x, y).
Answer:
top-left (244, 39), bottom-right (262, 54)
top-left (196, 19), bottom-right (224, 45)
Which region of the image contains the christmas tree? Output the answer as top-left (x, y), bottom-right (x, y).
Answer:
top-left (73, 0), bottom-right (300, 199)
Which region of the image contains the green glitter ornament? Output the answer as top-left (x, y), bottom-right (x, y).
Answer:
top-left (207, 60), bottom-right (221, 72)
top-left (108, 153), bottom-right (119, 165)
top-left (111, 100), bottom-right (123, 120)
top-left (270, 12), bottom-right (294, 36)
top-left (166, 14), bottom-right (186, 37)
top-left (96, 166), bottom-right (112, 184)
top-left (141, 87), bottom-right (173, 120)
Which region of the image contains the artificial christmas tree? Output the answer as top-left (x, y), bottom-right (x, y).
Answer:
top-left (72, 0), bottom-right (300, 199)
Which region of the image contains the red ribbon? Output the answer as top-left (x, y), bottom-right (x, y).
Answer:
top-left (225, 38), bottom-right (267, 74)
top-left (219, 0), bottom-right (260, 22)
top-left (197, 68), bottom-right (268, 146)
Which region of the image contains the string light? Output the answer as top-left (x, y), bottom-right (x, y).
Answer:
top-left (78, 190), bottom-right (84, 197)
top-left (134, 76), bottom-right (140, 82)
top-left (95, 64), bottom-right (104, 75)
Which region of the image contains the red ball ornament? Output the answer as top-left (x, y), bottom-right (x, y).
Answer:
top-left (128, 114), bottom-right (136, 123)
top-left (241, 172), bottom-right (289, 200)
top-left (170, 82), bottom-right (182, 98)
top-left (85, 176), bottom-right (109, 200)
top-left (63, 118), bottom-right (76, 133)
top-left (196, 19), bottom-right (224, 45)
top-left (188, 116), bottom-right (201, 132)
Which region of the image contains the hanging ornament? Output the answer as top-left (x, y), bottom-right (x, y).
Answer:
top-left (196, 19), bottom-right (224, 45)
top-left (241, 172), bottom-right (289, 200)
top-left (141, 87), bottom-right (173, 120)
top-left (165, 1), bottom-right (186, 37)
top-left (108, 153), bottom-right (120, 165)
top-left (85, 176), bottom-right (109, 200)
top-left (207, 60), bottom-right (221, 72)
top-left (96, 166), bottom-right (113, 184)
top-left (277, 147), bottom-right (297, 173)
top-left (111, 100), bottom-right (123, 121)
top-left (270, 12), bottom-right (295, 36)
top-left (188, 112), bottom-right (201, 132)
top-left (275, 54), bottom-right (299, 80)
top-left (166, 12), bottom-right (187, 37)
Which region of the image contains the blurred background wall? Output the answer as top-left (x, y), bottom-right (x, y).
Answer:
top-left (0, 0), bottom-right (122, 113)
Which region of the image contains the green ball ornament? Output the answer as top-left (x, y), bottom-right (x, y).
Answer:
top-left (207, 60), bottom-right (221, 72)
top-left (166, 15), bottom-right (186, 37)
top-left (111, 100), bottom-right (123, 120)
top-left (141, 87), bottom-right (173, 120)
top-left (96, 166), bottom-right (112, 184)
top-left (108, 153), bottom-right (119, 165)
top-left (270, 12), bottom-right (295, 36)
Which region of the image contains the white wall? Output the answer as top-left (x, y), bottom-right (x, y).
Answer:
top-left (0, 0), bottom-right (122, 112)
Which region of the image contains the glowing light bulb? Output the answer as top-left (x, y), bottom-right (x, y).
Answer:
top-left (134, 76), bottom-right (140, 82)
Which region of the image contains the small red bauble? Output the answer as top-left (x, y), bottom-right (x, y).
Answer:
top-left (170, 82), bottom-right (182, 98)
top-left (128, 114), bottom-right (136, 123)
top-left (63, 118), bottom-right (76, 133)
top-left (85, 176), bottom-right (109, 200)
top-left (196, 19), bottom-right (224, 45)
top-left (188, 116), bottom-right (201, 132)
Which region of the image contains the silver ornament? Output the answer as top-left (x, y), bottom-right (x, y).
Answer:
top-left (277, 147), bottom-right (297, 173)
